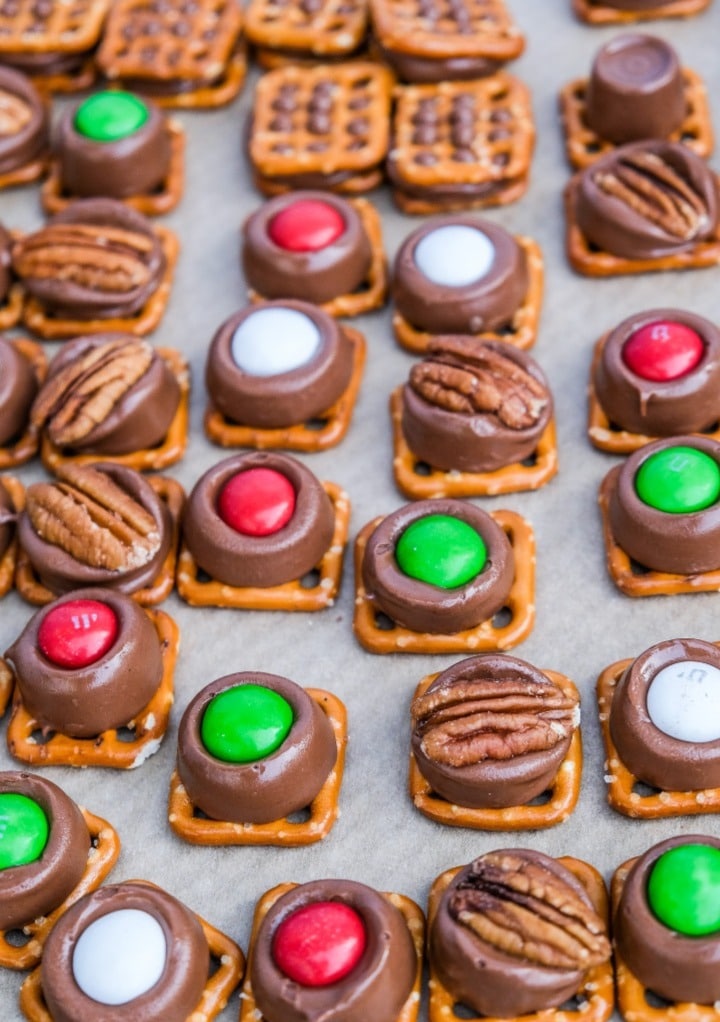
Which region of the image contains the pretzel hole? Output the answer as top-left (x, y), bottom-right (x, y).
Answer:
top-left (521, 451), bottom-right (538, 467)
top-left (300, 568), bottom-right (321, 589)
top-left (631, 779), bottom-right (662, 799)
top-left (115, 725), bottom-right (137, 743)
top-left (492, 605), bottom-right (513, 628)
top-left (644, 988), bottom-right (673, 1009)
top-left (196, 566), bottom-right (213, 583)
top-left (629, 558), bottom-right (651, 577)
top-left (305, 416), bottom-right (329, 430)
top-left (681, 130), bottom-right (698, 142)
top-left (526, 788), bottom-right (553, 806)
top-left (3, 929), bottom-right (31, 949)
top-left (29, 729), bottom-right (53, 746)
top-left (413, 460), bottom-right (433, 477)
top-left (585, 141), bottom-right (602, 154)
top-left (374, 611), bottom-right (396, 631)
top-left (452, 1001), bottom-right (477, 1019)
top-left (557, 992), bottom-right (590, 1012)
top-left (192, 805), bottom-right (211, 820)
top-left (352, 77), bottom-right (372, 89)
top-left (286, 806), bottom-right (312, 823)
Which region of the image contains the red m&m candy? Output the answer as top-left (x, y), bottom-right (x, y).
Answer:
top-left (623, 320), bottom-right (704, 382)
top-left (38, 600), bottom-right (119, 668)
top-left (268, 200), bottom-right (345, 253)
top-left (218, 468), bottom-right (296, 537)
top-left (272, 901), bottom-right (366, 987)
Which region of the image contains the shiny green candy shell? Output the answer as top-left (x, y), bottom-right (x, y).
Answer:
top-left (647, 844), bottom-right (720, 936)
top-left (201, 684), bottom-right (294, 763)
top-left (75, 91), bottom-right (149, 143)
top-left (635, 446), bottom-right (720, 514)
top-left (395, 514), bottom-right (487, 589)
top-left (0, 793), bottom-right (49, 870)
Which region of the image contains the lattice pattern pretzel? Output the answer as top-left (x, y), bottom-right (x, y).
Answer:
top-left (559, 70), bottom-right (713, 172)
top-left (168, 688), bottom-right (347, 847)
top-left (370, 0), bottom-right (524, 60)
top-left (572, 0), bottom-right (711, 24)
top-left (597, 654), bottom-right (720, 819)
top-left (0, 341), bottom-right (46, 469)
top-left (19, 878), bottom-right (244, 1022)
top-left (598, 467), bottom-right (720, 597)
top-left (40, 347), bottom-right (190, 474)
top-left (0, 809), bottom-right (120, 971)
top-left (246, 0), bottom-right (368, 58)
top-left (0, 0), bottom-right (109, 56)
top-left (0, 474), bottom-right (23, 599)
top-left (176, 482), bottom-right (349, 611)
top-left (390, 387), bottom-right (558, 499)
top-left (239, 882), bottom-right (424, 1022)
top-left (427, 859), bottom-right (613, 1022)
top-left (15, 473), bottom-right (185, 607)
top-left (393, 235), bottom-right (543, 354)
top-left (409, 670), bottom-right (582, 830)
top-left (353, 509), bottom-right (535, 654)
top-left (6, 609), bottom-right (178, 769)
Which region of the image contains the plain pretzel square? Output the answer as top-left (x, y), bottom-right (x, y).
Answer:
top-left (369, 0), bottom-right (524, 62)
top-left (245, 0), bottom-right (368, 59)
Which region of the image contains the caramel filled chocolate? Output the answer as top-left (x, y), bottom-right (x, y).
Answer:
top-left (608, 435), bottom-right (720, 574)
top-left (251, 879), bottom-right (417, 1022)
top-left (0, 771), bottom-right (89, 931)
top-left (205, 301), bottom-right (353, 429)
top-left (575, 141), bottom-right (718, 260)
top-left (375, 43), bottom-right (501, 82)
top-left (362, 498), bottom-right (514, 634)
top-left (594, 309), bottom-right (720, 436)
top-left (31, 334), bottom-right (180, 455)
top-left (5, 587), bottom-right (163, 739)
top-left (430, 850), bottom-right (610, 1017)
top-left (0, 66), bottom-right (48, 175)
top-left (402, 337), bottom-right (552, 472)
top-left (242, 192), bottom-right (372, 305)
top-left (0, 222), bottom-right (14, 304)
top-left (0, 477), bottom-right (15, 559)
top-left (615, 835), bottom-right (720, 1004)
top-left (393, 217), bottom-right (528, 335)
top-left (0, 337), bottom-right (38, 447)
top-left (54, 93), bottom-right (171, 199)
top-left (40, 882), bottom-right (209, 1022)
top-left (585, 34), bottom-right (685, 145)
top-left (412, 654), bottom-right (579, 809)
top-left (18, 462), bottom-right (172, 596)
top-left (182, 451), bottom-right (335, 588)
top-left (177, 671), bottom-right (337, 824)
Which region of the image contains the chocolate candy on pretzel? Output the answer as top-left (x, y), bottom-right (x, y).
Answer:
top-left (0, 67), bottom-right (48, 186)
top-left (245, 0), bottom-right (368, 65)
top-left (573, 0), bottom-right (711, 24)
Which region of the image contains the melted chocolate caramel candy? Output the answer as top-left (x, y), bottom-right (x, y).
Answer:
top-left (40, 882), bottom-right (209, 1022)
top-left (5, 588), bottom-right (163, 738)
top-left (374, 42), bottom-right (501, 82)
top-left (251, 879), bottom-right (417, 1022)
top-left (0, 222), bottom-right (14, 304)
top-left (182, 451), bottom-right (335, 588)
top-left (0, 66), bottom-right (48, 175)
top-left (0, 478), bottom-right (15, 559)
top-left (177, 671), bottom-right (336, 824)
top-left (593, 0), bottom-right (683, 7)
top-left (205, 301), bottom-right (353, 429)
top-left (0, 337), bottom-right (38, 447)
top-left (0, 772), bottom-right (89, 931)
top-left (393, 216), bottom-right (528, 335)
top-left (242, 192), bottom-right (373, 305)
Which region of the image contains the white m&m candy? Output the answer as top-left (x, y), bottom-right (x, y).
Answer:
top-left (647, 660), bottom-right (720, 743)
top-left (231, 307), bottom-right (321, 377)
top-left (413, 225), bottom-right (495, 288)
top-left (72, 908), bottom-right (167, 1005)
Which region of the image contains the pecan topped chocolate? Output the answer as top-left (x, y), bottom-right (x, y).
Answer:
top-left (576, 141), bottom-right (719, 260)
top-left (12, 198), bottom-right (166, 320)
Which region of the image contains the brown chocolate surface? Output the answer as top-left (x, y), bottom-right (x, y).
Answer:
top-left (40, 882), bottom-right (209, 1022)
top-left (12, 198), bottom-right (166, 320)
top-left (182, 451), bottom-right (335, 588)
top-left (392, 216), bottom-right (528, 335)
top-left (594, 308), bottom-right (720, 436)
top-left (55, 94), bottom-right (171, 199)
top-left (0, 221), bottom-right (14, 304)
top-left (205, 301), bottom-right (354, 429)
top-left (18, 462), bottom-right (172, 596)
top-left (0, 477), bottom-right (14, 559)
top-left (575, 141), bottom-right (718, 260)
top-left (242, 192), bottom-right (372, 305)
top-left (0, 337), bottom-right (38, 447)
top-left (0, 771), bottom-right (89, 931)
top-left (177, 671), bottom-right (337, 824)
top-left (251, 878), bottom-right (417, 1022)
top-left (31, 334), bottom-right (180, 455)
top-left (615, 834), bottom-right (720, 1004)
top-left (610, 637), bottom-right (720, 791)
top-left (430, 850), bottom-right (608, 1017)
top-left (5, 587), bottom-right (163, 738)
top-left (412, 654), bottom-right (578, 809)
top-left (0, 66), bottom-right (48, 175)
top-left (375, 43), bottom-right (501, 82)
top-left (362, 498), bottom-right (514, 634)
top-left (596, 0), bottom-right (679, 7)
top-left (401, 337), bottom-right (553, 472)
top-left (608, 435), bottom-right (720, 573)
top-left (585, 34), bottom-right (685, 145)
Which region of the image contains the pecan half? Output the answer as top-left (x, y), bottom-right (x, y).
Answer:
top-left (0, 90), bottom-right (32, 135)
top-left (25, 463), bottom-right (160, 572)
top-left (31, 337), bottom-right (154, 446)
top-left (413, 675), bottom-right (579, 767)
top-left (449, 852), bottom-right (610, 970)
top-left (410, 338), bottom-right (548, 430)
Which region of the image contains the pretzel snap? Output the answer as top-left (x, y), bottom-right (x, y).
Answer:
top-left (370, 0), bottom-right (523, 61)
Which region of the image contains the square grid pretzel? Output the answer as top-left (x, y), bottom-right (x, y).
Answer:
top-left (245, 0), bottom-right (368, 59)
top-left (0, 341), bottom-right (46, 469)
top-left (249, 61), bottom-right (393, 193)
top-left (427, 859), bottom-right (614, 1022)
top-left (389, 74), bottom-right (534, 214)
top-left (369, 0), bottom-right (524, 61)
top-left (572, 0), bottom-right (711, 23)
top-left (0, 0), bottom-right (109, 57)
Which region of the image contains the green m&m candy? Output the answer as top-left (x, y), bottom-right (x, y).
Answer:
top-left (201, 684), bottom-right (294, 763)
top-left (395, 514), bottom-right (487, 589)
top-left (647, 844), bottom-right (720, 936)
top-left (635, 446), bottom-right (720, 514)
top-left (75, 91), bottom-right (149, 143)
top-left (0, 793), bottom-right (49, 870)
